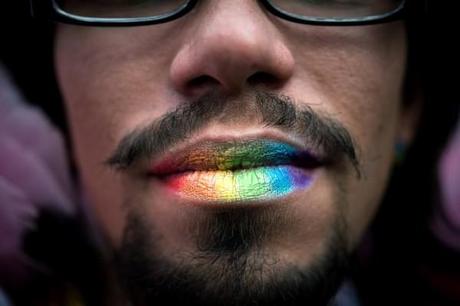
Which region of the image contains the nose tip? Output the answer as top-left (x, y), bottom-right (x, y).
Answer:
top-left (170, 41), bottom-right (294, 95)
top-left (169, 9), bottom-right (295, 97)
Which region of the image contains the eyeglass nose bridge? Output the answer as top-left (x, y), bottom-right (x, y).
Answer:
top-left (30, 0), bottom-right (409, 27)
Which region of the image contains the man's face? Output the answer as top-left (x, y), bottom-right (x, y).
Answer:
top-left (55, 1), bottom-right (413, 304)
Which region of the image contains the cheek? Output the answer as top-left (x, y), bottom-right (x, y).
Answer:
top-left (54, 26), bottom-right (180, 244)
top-left (326, 26), bottom-right (406, 247)
top-left (344, 28), bottom-right (406, 246)
top-left (55, 35), bottom-right (126, 243)
top-left (285, 23), bottom-right (406, 246)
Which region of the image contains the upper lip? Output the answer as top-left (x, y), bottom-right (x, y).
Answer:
top-left (149, 138), bottom-right (324, 176)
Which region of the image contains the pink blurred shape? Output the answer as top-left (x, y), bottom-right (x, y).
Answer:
top-left (0, 64), bottom-right (76, 285)
top-left (433, 120), bottom-right (460, 251)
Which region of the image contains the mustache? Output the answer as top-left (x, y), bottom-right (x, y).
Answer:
top-left (105, 91), bottom-right (361, 177)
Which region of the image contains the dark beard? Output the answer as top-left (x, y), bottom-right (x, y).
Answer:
top-left (113, 207), bottom-right (350, 306)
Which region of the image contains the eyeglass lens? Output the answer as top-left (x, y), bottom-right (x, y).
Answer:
top-left (54, 0), bottom-right (404, 20)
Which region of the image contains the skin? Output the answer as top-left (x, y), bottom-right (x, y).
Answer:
top-left (54, 0), bottom-right (420, 303)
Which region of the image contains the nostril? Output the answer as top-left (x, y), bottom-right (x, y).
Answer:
top-left (247, 72), bottom-right (282, 88)
top-left (187, 75), bottom-right (220, 91)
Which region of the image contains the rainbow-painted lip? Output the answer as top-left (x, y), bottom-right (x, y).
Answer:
top-left (150, 139), bottom-right (321, 203)
top-left (151, 139), bottom-right (321, 174)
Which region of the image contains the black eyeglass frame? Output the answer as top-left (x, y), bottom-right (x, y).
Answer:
top-left (29, 0), bottom-right (408, 27)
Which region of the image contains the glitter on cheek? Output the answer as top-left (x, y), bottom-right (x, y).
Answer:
top-left (164, 166), bottom-right (313, 202)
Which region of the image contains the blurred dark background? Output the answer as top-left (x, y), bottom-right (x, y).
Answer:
top-left (0, 0), bottom-right (64, 131)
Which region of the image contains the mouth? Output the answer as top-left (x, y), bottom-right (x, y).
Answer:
top-left (149, 138), bottom-right (324, 204)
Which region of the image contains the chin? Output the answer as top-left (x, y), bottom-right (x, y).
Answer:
top-left (111, 188), bottom-right (350, 306)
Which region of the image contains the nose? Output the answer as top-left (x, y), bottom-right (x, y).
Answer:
top-left (169, 1), bottom-right (295, 97)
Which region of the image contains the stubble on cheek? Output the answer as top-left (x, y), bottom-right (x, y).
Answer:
top-left (331, 26), bottom-right (407, 246)
top-left (285, 23), bottom-right (407, 247)
top-left (54, 26), bottom-right (145, 243)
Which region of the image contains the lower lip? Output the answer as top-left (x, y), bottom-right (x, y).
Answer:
top-left (162, 165), bottom-right (313, 203)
